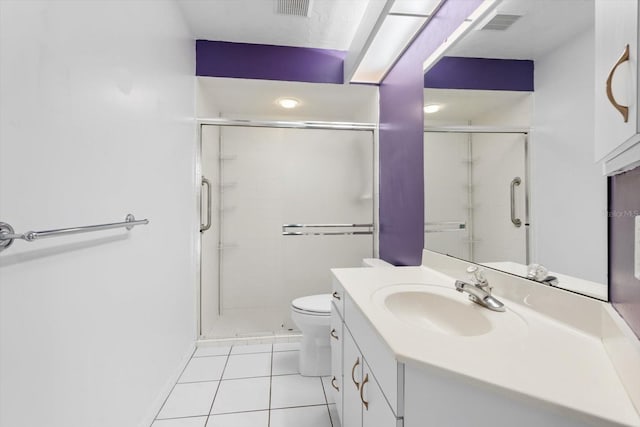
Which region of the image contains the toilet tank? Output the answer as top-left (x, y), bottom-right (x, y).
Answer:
top-left (362, 258), bottom-right (394, 268)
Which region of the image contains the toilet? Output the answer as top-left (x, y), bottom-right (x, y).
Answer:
top-left (290, 258), bottom-right (394, 376)
top-left (290, 293), bottom-right (332, 376)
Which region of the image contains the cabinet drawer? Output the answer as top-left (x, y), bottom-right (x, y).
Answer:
top-left (331, 278), bottom-right (345, 319)
top-left (345, 294), bottom-right (404, 417)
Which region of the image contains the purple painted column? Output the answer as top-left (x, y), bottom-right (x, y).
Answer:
top-left (609, 166), bottom-right (640, 338)
top-left (379, 0), bottom-right (484, 266)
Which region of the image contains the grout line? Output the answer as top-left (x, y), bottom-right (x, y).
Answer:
top-left (153, 414), bottom-right (209, 422)
top-left (318, 376), bottom-right (334, 427)
top-left (193, 349), bottom-right (231, 359)
top-left (228, 345), bottom-right (273, 356)
top-left (219, 374), bottom-right (272, 381)
top-left (327, 403), bottom-right (334, 427)
top-left (193, 353), bottom-right (232, 358)
top-left (206, 408), bottom-right (270, 416)
top-left (319, 376), bottom-right (329, 405)
top-left (269, 372), bottom-right (302, 378)
top-left (268, 347), bottom-right (274, 427)
top-left (174, 379), bottom-right (226, 385)
top-left (270, 403), bottom-right (330, 411)
top-left (271, 372), bottom-right (302, 378)
top-left (229, 350), bottom-right (271, 356)
top-left (204, 352), bottom-right (232, 426)
top-left (152, 346), bottom-right (198, 423)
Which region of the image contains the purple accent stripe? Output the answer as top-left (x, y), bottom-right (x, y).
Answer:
top-left (378, 0), bottom-right (485, 266)
top-left (196, 40), bottom-right (345, 84)
top-left (609, 166), bottom-right (640, 338)
top-left (424, 56), bottom-right (534, 91)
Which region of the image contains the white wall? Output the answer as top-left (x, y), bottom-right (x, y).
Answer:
top-left (0, 2), bottom-right (197, 427)
top-left (531, 25), bottom-right (608, 285)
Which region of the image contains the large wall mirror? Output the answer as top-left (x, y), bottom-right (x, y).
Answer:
top-left (423, 0), bottom-right (608, 300)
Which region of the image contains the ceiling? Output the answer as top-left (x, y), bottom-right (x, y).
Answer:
top-left (423, 88), bottom-right (531, 123)
top-left (448, 0), bottom-right (594, 60)
top-left (176, 0), bottom-right (370, 50)
top-left (197, 77), bottom-right (378, 122)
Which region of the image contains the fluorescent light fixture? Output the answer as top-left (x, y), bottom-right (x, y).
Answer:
top-left (276, 97), bottom-right (300, 109)
top-left (423, 104), bottom-right (441, 114)
top-left (390, 0), bottom-right (441, 16)
top-left (422, 0), bottom-right (499, 73)
top-left (352, 15), bottom-right (426, 83)
top-left (350, 0), bottom-right (444, 84)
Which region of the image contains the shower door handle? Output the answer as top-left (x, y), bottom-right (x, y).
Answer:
top-left (510, 177), bottom-right (522, 228)
top-left (201, 177), bottom-right (212, 232)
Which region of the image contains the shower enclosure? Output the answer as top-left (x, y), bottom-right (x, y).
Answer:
top-left (199, 120), bottom-right (375, 339)
top-left (423, 128), bottom-right (529, 264)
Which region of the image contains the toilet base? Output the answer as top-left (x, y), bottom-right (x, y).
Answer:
top-left (298, 333), bottom-right (331, 377)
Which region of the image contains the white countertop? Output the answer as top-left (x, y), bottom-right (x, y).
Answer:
top-left (331, 265), bottom-right (640, 427)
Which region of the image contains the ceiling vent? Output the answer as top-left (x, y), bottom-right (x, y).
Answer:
top-left (481, 14), bottom-right (522, 31)
top-left (276, 0), bottom-right (313, 17)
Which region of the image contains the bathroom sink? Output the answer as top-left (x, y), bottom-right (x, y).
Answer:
top-left (372, 284), bottom-right (526, 337)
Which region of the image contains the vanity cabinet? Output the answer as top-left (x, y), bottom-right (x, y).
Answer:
top-left (341, 325), bottom-right (401, 427)
top-left (595, 0), bottom-right (640, 168)
top-left (331, 279), bottom-right (403, 427)
top-left (329, 303), bottom-right (343, 422)
top-left (332, 265), bottom-right (640, 427)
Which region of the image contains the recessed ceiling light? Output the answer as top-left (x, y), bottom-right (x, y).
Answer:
top-left (424, 104), bottom-right (441, 114)
top-left (276, 97), bottom-right (300, 109)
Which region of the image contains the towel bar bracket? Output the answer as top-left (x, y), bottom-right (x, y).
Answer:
top-left (0, 222), bottom-right (15, 251)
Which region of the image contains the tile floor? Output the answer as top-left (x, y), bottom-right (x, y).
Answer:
top-left (152, 342), bottom-right (339, 427)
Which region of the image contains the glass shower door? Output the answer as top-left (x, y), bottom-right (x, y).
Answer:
top-left (201, 125), bottom-right (374, 339)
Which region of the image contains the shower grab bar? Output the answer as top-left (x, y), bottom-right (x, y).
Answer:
top-left (0, 214), bottom-right (149, 253)
top-left (282, 223), bottom-right (373, 236)
top-left (200, 177), bottom-right (212, 232)
top-left (283, 231), bottom-right (373, 236)
top-left (510, 177), bottom-right (522, 227)
top-left (283, 223), bottom-right (373, 228)
top-left (425, 221), bottom-right (466, 233)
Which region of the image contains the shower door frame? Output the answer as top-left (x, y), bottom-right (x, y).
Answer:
top-left (423, 125), bottom-right (531, 265)
top-left (196, 118), bottom-right (378, 339)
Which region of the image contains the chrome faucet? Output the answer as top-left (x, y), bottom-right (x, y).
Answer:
top-left (526, 263), bottom-right (559, 287)
top-left (455, 266), bottom-right (505, 312)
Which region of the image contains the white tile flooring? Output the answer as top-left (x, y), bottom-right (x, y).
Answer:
top-left (152, 342), bottom-right (339, 427)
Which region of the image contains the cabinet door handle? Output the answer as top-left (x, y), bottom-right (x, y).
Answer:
top-left (330, 328), bottom-right (339, 340)
top-left (351, 357), bottom-right (361, 389)
top-left (331, 376), bottom-right (340, 392)
top-left (360, 373), bottom-right (369, 410)
top-left (332, 291), bottom-right (341, 300)
top-left (606, 44), bottom-right (630, 123)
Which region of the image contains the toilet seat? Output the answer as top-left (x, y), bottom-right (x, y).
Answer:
top-left (291, 294), bottom-right (331, 316)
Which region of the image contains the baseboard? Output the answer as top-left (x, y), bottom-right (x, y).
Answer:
top-left (138, 342), bottom-right (196, 427)
top-left (197, 333), bottom-right (302, 346)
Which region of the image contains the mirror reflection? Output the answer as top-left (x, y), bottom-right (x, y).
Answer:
top-left (423, 0), bottom-right (607, 300)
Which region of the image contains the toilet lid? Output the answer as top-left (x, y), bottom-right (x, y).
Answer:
top-left (291, 294), bottom-right (332, 314)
